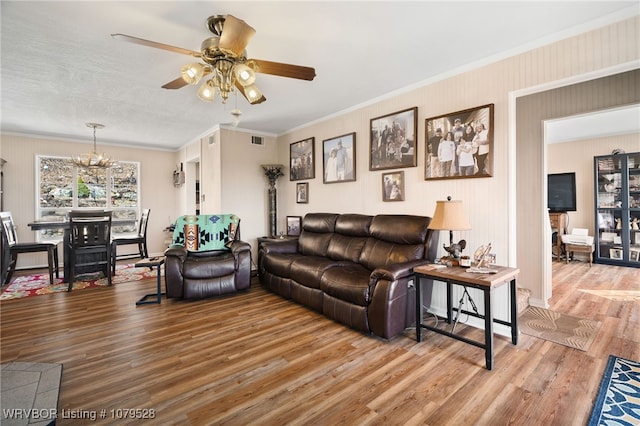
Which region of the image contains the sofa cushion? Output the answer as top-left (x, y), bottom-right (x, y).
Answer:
top-left (369, 215), bottom-right (430, 245)
top-left (334, 214), bottom-right (372, 236)
top-left (263, 253), bottom-right (301, 278)
top-left (302, 213), bottom-right (339, 233)
top-left (359, 239), bottom-right (425, 271)
top-left (298, 232), bottom-right (333, 257)
top-left (327, 234), bottom-right (368, 263)
top-left (358, 215), bottom-right (430, 271)
top-left (326, 214), bottom-right (372, 263)
top-left (290, 256), bottom-right (339, 289)
top-left (320, 263), bottom-right (372, 306)
top-left (183, 253), bottom-right (235, 279)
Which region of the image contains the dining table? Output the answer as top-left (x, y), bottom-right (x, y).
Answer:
top-left (28, 217), bottom-right (136, 283)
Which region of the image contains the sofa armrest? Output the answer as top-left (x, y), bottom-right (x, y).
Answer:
top-left (230, 239), bottom-right (251, 255)
top-left (164, 244), bottom-right (188, 261)
top-left (164, 245), bottom-right (187, 298)
top-left (369, 259), bottom-right (430, 284)
top-left (260, 239), bottom-right (298, 254)
top-left (230, 240), bottom-right (252, 290)
top-left (367, 259), bottom-right (430, 339)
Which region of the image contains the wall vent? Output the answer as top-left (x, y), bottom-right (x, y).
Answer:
top-left (251, 136), bottom-right (264, 146)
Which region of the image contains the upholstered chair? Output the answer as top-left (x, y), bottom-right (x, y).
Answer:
top-left (164, 214), bottom-right (251, 299)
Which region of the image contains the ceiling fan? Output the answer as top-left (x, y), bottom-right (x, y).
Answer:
top-left (112, 14), bottom-right (316, 106)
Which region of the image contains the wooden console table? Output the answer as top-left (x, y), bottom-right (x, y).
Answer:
top-left (413, 264), bottom-right (520, 370)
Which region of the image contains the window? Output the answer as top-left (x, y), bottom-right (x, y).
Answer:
top-left (37, 156), bottom-right (140, 240)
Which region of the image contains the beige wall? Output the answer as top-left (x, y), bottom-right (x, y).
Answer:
top-left (272, 16), bottom-right (639, 315)
top-left (1, 135), bottom-right (181, 268)
top-left (219, 128), bottom-right (278, 264)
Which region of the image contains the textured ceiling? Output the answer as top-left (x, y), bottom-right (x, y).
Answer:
top-left (1, 1), bottom-right (638, 151)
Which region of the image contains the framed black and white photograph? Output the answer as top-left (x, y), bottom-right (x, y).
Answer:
top-left (286, 216), bottom-right (302, 236)
top-left (369, 107), bottom-right (417, 171)
top-left (630, 249), bottom-right (639, 262)
top-left (323, 132), bottom-right (356, 183)
top-left (382, 171), bottom-right (405, 202)
top-left (609, 248), bottom-right (623, 260)
top-left (425, 103), bottom-right (494, 180)
top-left (289, 137), bottom-right (315, 181)
top-left (296, 182), bottom-right (308, 203)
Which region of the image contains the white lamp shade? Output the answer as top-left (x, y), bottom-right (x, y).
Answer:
top-left (197, 80), bottom-right (216, 102)
top-left (181, 63), bottom-right (205, 85)
top-left (244, 84), bottom-right (263, 104)
top-left (428, 199), bottom-right (471, 231)
top-left (234, 63), bottom-right (256, 86)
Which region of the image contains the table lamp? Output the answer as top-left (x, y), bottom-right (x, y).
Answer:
top-left (428, 196), bottom-right (471, 264)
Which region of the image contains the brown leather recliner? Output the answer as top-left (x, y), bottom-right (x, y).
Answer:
top-left (164, 214), bottom-right (252, 299)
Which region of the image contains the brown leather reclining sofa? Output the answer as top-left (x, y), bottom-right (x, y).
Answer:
top-left (258, 213), bottom-right (437, 339)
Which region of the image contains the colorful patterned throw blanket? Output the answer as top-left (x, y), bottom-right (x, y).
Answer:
top-left (172, 214), bottom-right (240, 251)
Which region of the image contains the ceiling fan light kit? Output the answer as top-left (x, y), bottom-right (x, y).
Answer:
top-left (112, 13), bottom-right (316, 118)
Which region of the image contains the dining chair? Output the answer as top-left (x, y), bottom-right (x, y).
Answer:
top-left (67, 210), bottom-right (112, 291)
top-left (1, 211), bottom-right (60, 285)
top-left (111, 208), bottom-right (150, 275)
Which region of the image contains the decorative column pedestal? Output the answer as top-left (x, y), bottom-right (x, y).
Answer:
top-left (261, 164), bottom-right (284, 238)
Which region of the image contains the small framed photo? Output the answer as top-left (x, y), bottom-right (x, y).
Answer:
top-left (609, 248), bottom-right (623, 260)
top-left (296, 182), bottom-right (308, 203)
top-left (286, 216), bottom-right (302, 236)
top-left (382, 171), bottom-right (405, 202)
top-left (369, 107), bottom-right (417, 171)
top-left (630, 249), bottom-right (640, 262)
top-left (425, 103), bottom-right (494, 180)
top-left (290, 137), bottom-right (315, 181)
top-left (323, 132), bottom-right (356, 183)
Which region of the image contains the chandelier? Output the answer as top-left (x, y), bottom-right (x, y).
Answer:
top-left (70, 123), bottom-right (116, 169)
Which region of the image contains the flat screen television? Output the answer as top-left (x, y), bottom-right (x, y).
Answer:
top-left (547, 172), bottom-right (577, 212)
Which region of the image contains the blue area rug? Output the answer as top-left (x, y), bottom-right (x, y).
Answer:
top-left (588, 355), bottom-right (640, 426)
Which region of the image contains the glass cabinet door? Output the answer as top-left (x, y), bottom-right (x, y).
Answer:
top-left (596, 209), bottom-right (625, 262)
top-left (594, 152), bottom-right (640, 267)
top-left (628, 153), bottom-right (640, 265)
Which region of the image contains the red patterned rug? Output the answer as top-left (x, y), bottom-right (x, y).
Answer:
top-left (0, 264), bottom-right (159, 300)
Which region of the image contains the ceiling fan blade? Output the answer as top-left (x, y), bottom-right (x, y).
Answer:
top-left (218, 15), bottom-right (256, 56)
top-left (235, 82), bottom-right (266, 105)
top-left (251, 59), bottom-right (316, 81)
top-left (111, 33), bottom-right (201, 57)
top-left (162, 77), bottom-right (189, 90)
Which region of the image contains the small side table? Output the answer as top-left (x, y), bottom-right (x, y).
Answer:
top-left (135, 256), bottom-right (165, 305)
top-left (413, 264), bottom-right (520, 370)
top-left (565, 243), bottom-right (595, 266)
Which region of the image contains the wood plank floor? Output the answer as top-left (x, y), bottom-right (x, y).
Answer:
top-left (1, 261), bottom-right (638, 425)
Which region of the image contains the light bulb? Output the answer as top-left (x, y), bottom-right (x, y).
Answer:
top-left (197, 80), bottom-right (216, 102)
top-left (181, 63), bottom-right (205, 85)
top-left (244, 84), bottom-right (263, 104)
top-left (234, 63), bottom-right (255, 86)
